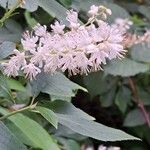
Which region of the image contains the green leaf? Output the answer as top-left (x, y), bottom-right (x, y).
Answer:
top-left (48, 100), bottom-right (95, 121)
top-left (24, 11), bottom-right (38, 28)
top-left (0, 19), bottom-right (22, 42)
top-left (0, 41), bottom-right (15, 60)
top-left (29, 72), bottom-right (87, 98)
top-left (36, 106), bottom-right (58, 129)
top-left (0, 122), bottom-right (27, 150)
top-left (115, 86), bottom-right (131, 113)
top-left (0, 107), bottom-right (60, 150)
top-left (124, 109), bottom-right (146, 127)
top-left (104, 58), bottom-right (149, 77)
top-left (7, 78), bottom-right (26, 92)
top-left (0, 75), bottom-right (12, 101)
top-left (57, 114), bottom-right (140, 141)
top-left (130, 43), bottom-right (150, 63)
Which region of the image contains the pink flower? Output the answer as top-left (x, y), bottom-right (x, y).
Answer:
top-left (98, 145), bottom-right (107, 150)
top-left (21, 31), bottom-right (38, 51)
top-left (51, 21), bottom-right (65, 34)
top-left (1, 4), bottom-right (127, 79)
top-left (66, 10), bottom-right (80, 29)
top-left (13, 49), bottom-right (26, 67)
top-left (22, 63), bottom-right (41, 80)
top-left (2, 59), bottom-right (19, 77)
top-left (114, 18), bottom-right (133, 33)
top-left (34, 24), bottom-right (47, 37)
top-left (44, 54), bottom-right (60, 73)
top-left (88, 5), bottom-right (99, 16)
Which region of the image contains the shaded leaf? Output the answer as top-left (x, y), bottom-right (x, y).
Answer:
top-left (130, 43), bottom-right (150, 63)
top-left (104, 58), bottom-right (149, 77)
top-left (124, 109), bottom-right (146, 127)
top-left (83, 72), bottom-right (117, 98)
top-left (0, 41), bottom-right (15, 60)
top-left (0, 19), bottom-right (22, 42)
top-left (115, 86), bottom-right (131, 113)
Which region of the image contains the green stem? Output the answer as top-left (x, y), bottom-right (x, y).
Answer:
top-left (0, 105), bottom-right (31, 121)
top-left (0, 97), bottom-right (37, 121)
top-left (0, 0), bottom-right (23, 27)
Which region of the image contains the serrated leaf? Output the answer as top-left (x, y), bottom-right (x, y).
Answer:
top-left (57, 114), bottom-right (140, 141)
top-left (36, 106), bottom-right (58, 129)
top-left (124, 109), bottom-right (146, 127)
top-left (104, 58), bottom-right (149, 77)
top-left (48, 100), bottom-right (94, 121)
top-left (130, 43), bottom-right (150, 63)
top-left (28, 72), bottom-right (87, 98)
top-left (0, 41), bottom-right (15, 60)
top-left (0, 107), bottom-right (60, 150)
top-left (0, 122), bottom-right (27, 150)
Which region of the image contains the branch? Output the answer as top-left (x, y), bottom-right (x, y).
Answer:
top-left (128, 78), bottom-right (150, 127)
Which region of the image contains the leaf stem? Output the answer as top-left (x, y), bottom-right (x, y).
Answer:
top-left (0, 105), bottom-right (31, 120)
top-left (128, 78), bottom-right (150, 127)
top-left (0, 97), bottom-right (37, 121)
top-left (0, 0), bottom-right (23, 27)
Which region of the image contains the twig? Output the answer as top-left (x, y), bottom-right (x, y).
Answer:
top-left (128, 78), bottom-right (150, 127)
top-left (0, 0), bottom-right (23, 27)
top-left (0, 97), bottom-right (37, 121)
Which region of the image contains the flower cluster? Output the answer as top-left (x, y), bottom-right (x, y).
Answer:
top-left (2, 5), bottom-right (126, 80)
top-left (123, 30), bottom-right (150, 48)
top-left (82, 145), bottom-right (120, 150)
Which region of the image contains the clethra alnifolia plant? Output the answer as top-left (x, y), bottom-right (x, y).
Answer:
top-left (2, 5), bottom-right (129, 80)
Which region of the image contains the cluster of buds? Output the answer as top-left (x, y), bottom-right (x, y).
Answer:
top-left (2, 5), bottom-right (127, 80)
